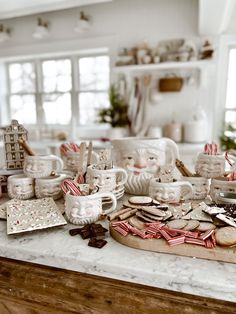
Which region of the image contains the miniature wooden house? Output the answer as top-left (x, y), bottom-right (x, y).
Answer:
top-left (3, 120), bottom-right (28, 169)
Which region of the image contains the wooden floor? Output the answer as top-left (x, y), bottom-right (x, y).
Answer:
top-left (0, 257), bottom-right (235, 314)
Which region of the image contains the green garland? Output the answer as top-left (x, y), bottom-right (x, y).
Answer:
top-left (220, 124), bottom-right (236, 150)
top-left (98, 85), bottom-right (129, 128)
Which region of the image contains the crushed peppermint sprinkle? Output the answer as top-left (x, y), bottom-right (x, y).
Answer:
top-left (168, 235), bottom-right (185, 246)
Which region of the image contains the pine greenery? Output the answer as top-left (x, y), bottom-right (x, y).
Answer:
top-left (98, 85), bottom-right (129, 127)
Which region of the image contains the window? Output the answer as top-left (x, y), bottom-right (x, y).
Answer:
top-left (78, 56), bottom-right (110, 125)
top-left (225, 48), bottom-right (236, 129)
top-left (7, 54), bottom-right (110, 126)
top-left (8, 62), bottom-right (36, 124)
top-left (42, 59), bottom-right (72, 125)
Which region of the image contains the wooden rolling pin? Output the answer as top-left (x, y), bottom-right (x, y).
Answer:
top-left (175, 159), bottom-right (193, 177)
top-left (18, 139), bottom-right (36, 156)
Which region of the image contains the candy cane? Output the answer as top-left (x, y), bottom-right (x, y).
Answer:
top-left (61, 179), bottom-right (82, 196)
top-left (60, 142), bottom-right (80, 154)
top-left (204, 143), bottom-right (210, 154)
top-left (74, 174), bottom-right (85, 185)
top-left (225, 151), bottom-right (233, 167)
top-left (212, 142), bottom-right (218, 155)
top-left (228, 172), bottom-right (236, 181)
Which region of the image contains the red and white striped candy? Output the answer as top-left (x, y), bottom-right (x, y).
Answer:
top-left (185, 237), bottom-right (205, 246)
top-left (168, 235), bottom-right (185, 246)
top-left (159, 229), bottom-right (172, 241)
top-left (113, 226), bottom-right (129, 236)
top-left (61, 179), bottom-right (82, 196)
top-left (212, 143), bottom-right (218, 155)
top-left (225, 151), bottom-right (233, 167)
top-left (204, 143), bottom-right (210, 155)
top-left (228, 172), bottom-right (236, 181)
top-left (199, 229), bottom-right (215, 241)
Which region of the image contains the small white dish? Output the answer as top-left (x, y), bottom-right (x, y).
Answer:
top-left (215, 192), bottom-right (236, 204)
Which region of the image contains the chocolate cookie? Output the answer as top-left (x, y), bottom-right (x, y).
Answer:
top-left (167, 219), bottom-right (187, 229)
top-left (183, 220), bottom-right (200, 231)
top-left (215, 227), bottom-right (236, 246)
top-left (129, 196), bottom-right (153, 205)
top-left (197, 222), bottom-right (216, 232)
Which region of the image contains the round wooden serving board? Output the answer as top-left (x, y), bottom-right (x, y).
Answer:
top-left (110, 224), bottom-right (236, 264)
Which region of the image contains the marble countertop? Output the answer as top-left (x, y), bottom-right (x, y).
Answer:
top-left (0, 200), bottom-right (235, 303)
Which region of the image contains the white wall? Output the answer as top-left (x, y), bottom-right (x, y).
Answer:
top-left (0, 0), bottom-right (217, 142)
top-left (0, 0), bottom-right (198, 58)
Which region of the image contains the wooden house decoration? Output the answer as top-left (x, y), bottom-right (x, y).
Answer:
top-left (3, 120), bottom-right (28, 169)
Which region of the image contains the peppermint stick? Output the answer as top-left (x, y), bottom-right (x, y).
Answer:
top-left (74, 142), bottom-right (86, 184)
top-left (225, 151), bottom-right (233, 167)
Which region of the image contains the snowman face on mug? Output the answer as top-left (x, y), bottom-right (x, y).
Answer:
top-left (195, 154), bottom-right (225, 178)
top-left (210, 179), bottom-right (236, 201)
top-left (191, 181), bottom-right (209, 199)
top-left (25, 159), bottom-right (47, 175)
top-left (150, 186), bottom-right (181, 203)
top-left (90, 173), bottom-right (116, 192)
top-left (37, 182), bottom-right (62, 198)
top-left (121, 148), bottom-right (160, 175)
top-left (9, 182), bottom-right (34, 199)
top-left (70, 199), bottom-right (101, 224)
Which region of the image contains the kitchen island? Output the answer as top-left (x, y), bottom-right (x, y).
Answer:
top-left (0, 214), bottom-right (235, 313)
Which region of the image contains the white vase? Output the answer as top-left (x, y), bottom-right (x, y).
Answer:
top-left (107, 127), bottom-right (128, 139)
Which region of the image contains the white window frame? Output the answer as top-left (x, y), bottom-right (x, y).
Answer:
top-left (214, 34), bottom-right (236, 139)
top-left (5, 50), bottom-right (110, 129)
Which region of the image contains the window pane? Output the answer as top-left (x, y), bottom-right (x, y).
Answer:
top-left (225, 110), bottom-right (236, 128)
top-left (226, 49), bottom-right (236, 109)
top-left (79, 92), bottom-right (109, 125)
top-left (79, 56), bottom-right (109, 91)
top-left (42, 93), bottom-right (71, 124)
top-left (9, 62), bottom-right (35, 93)
top-left (42, 59), bottom-right (72, 92)
top-left (10, 95), bottom-right (36, 124)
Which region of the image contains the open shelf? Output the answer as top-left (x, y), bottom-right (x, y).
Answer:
top-left (113, 60), bottom-right (215, 73)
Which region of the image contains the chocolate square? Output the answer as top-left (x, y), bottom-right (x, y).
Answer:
top-left (88, 238), bottom-right (107, 249)
top-left (69, 228), bottom-right (83, 236)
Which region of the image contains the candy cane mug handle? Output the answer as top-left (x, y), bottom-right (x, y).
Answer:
top-left (42, 155), bottom-right (64, 172)
top-left (91, 151), bottom-right (100, 164)
top-left (179, 181), bottom-right (193, 200)
top-left (89, 192), bottom-right (117, 214)
top-left (110, 168), bottom-right (128, 187)
top-left (52, 156), bottom-right (64, 172)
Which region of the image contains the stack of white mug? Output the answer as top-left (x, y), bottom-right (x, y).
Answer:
top-left (63, 148), bottom-right (128, 203)
top-left (7, 154), bottom-right (71, 201)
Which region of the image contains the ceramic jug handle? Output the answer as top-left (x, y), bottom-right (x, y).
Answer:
top-left (98, 192), bottom-right (117, 214)
top-left (179, 181), bottom-right (193, 200)
top-left (91, 151), bottom-right (100, 163)
top-left (42, 155), bottom-right (64, 172)
top-left (53, 156), bottom-right (64, 172)
top-left (162, 137), bottom-right (180, 165)
top-left (112, 168), bottom-right (128, 186)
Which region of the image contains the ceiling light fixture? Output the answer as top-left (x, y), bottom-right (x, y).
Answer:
top-left (32, 17), bottom-right (49, 40)
top-left (74, 11), bottom-right (91, 33)
top-left (0, 24), bottom-right (10, 43)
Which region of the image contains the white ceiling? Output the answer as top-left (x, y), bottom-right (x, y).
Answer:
top-left (0, 0), bottom-right (112, 19)
top-left (198, 0), bottom-right (236, 35)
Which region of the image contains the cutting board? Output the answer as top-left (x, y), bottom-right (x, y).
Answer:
top-left (110, 224), bottom-right (236, 264)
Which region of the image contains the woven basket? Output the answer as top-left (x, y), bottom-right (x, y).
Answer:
top-left (158, 76), bottom-right (183, 92)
